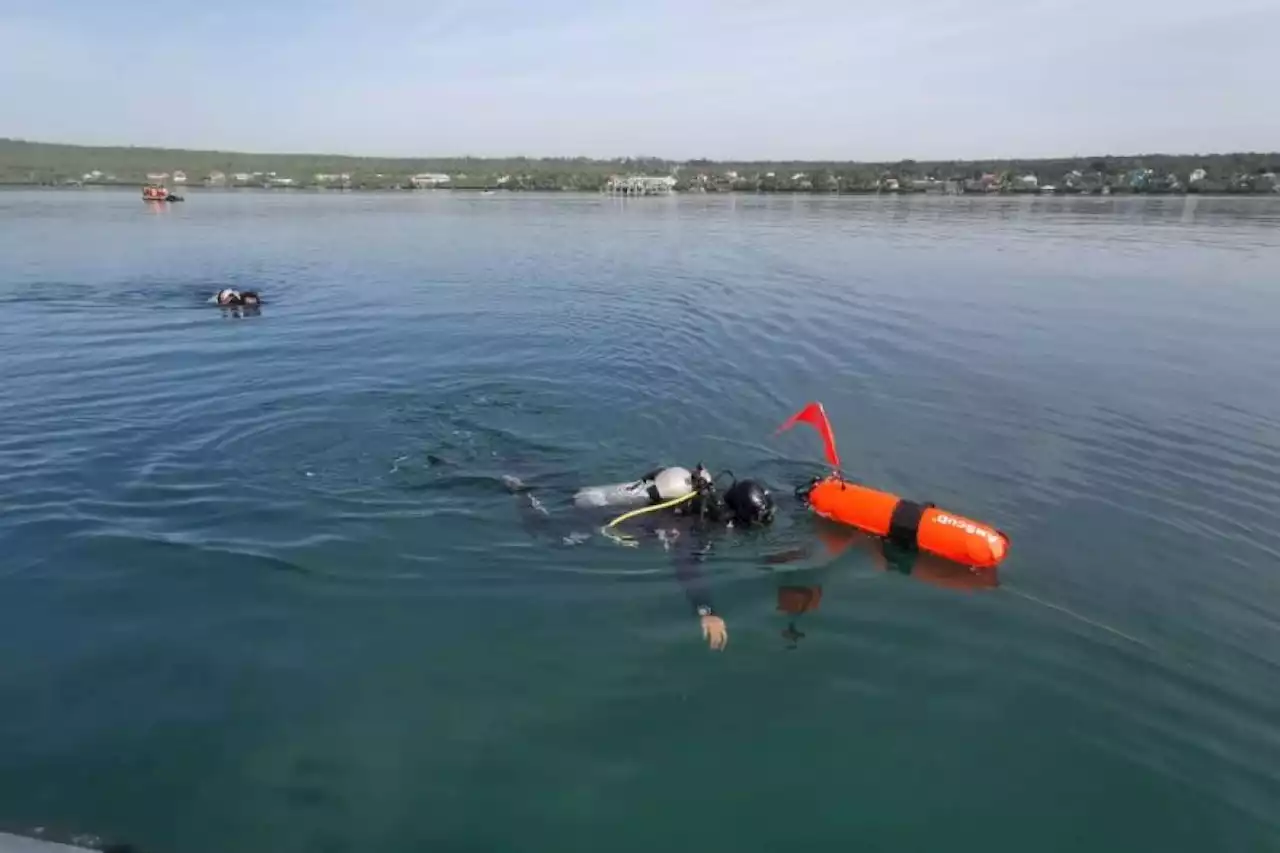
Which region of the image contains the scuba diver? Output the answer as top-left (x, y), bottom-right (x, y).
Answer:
top-left (507, 464), bottom-right (776, 651)
top-left (507, 461), bottom-right (997, 653)
top-left (214, 288), bottom-right (262, 307)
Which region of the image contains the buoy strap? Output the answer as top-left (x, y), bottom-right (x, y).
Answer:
top-left (887, 499), bottom-right (933, 549)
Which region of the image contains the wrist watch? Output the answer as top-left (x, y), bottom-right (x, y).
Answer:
top-left (696, 604), bottom-right (714, 617)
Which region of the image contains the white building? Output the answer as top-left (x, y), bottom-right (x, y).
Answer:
top-left (603, 175), bottom-right (676, 195)
top-left (410, 173), bottom-right (451, 188)
top-left (172, 171), bottom-right (188, 184)
top-left (1190, 168), bottom-right (1207, 184)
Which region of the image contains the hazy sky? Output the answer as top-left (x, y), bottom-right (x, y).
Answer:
top-left (2, 0), bottom-right (1276, 159)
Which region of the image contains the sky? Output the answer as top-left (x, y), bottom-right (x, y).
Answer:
top-left (1, 0), bottom-right (1277, 160)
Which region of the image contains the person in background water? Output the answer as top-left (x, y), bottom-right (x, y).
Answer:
top-left (506, 464), bottom-right (777, 651)
top-left (215, 288), bottom-right (262, 307)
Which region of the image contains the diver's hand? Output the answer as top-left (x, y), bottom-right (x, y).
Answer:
top-left (700, 615), bottom-right (728, 651)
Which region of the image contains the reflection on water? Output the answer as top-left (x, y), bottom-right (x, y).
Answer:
top-left (0, 190), bottom-right (1278, 853)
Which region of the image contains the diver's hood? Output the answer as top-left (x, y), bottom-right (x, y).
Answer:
top-left (724, 479), bottom-right (775, 525)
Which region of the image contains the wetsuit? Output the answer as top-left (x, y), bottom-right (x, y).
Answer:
top-left (511, 485), bottom-right (733, 618)
top-left (215, 289), bottom-right (261, 307)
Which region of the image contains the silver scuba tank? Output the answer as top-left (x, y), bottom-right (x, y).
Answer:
top-left (573, 466), bottom-right (696, 509)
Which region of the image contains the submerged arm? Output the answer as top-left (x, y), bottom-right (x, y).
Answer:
top-left (671, 526), bottom-right (728, 651)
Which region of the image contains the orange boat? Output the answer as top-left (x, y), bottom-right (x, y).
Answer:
top-left (777, 402), bottom-right (1010, 570)
top-left (142, 184), bottom-right (182, 202)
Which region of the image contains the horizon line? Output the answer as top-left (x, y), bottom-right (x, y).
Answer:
top-left (4, 137), bottom-right (1278, 166)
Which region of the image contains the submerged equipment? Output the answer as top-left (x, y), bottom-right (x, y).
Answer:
top-left (778, 402), bottom-right (1010, 570)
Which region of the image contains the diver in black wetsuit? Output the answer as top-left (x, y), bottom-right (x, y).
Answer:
top-left (214, 288), bottom-right (262, 307)
top-left (506, 465), bottom-right (776, 651)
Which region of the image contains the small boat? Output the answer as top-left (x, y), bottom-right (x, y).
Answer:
top-left (142, 184), bottom-right (183, 202)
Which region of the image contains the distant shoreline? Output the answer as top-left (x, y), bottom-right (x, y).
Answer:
top-left (3, 138), bottom-right (1277, 197)
top-left (1, 183), bottom-right (1275, 199)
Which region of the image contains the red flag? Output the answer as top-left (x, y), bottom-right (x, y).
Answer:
top-left (775, 402), bottom-right (841, 470)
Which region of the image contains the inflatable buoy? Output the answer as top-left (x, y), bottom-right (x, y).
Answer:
top-left (777, 402), bottom-right (1009, 570)
top-left (811, 518), bottom-right (1001, 590)
top-left (803, 476), bottom-right (1008, 569)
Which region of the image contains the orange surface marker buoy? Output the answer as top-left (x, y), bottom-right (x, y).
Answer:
top-left (776, 402), bottom-right (1010, 570)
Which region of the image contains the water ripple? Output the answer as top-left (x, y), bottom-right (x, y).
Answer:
top-left (2, 191), bottom-right (1280, 852)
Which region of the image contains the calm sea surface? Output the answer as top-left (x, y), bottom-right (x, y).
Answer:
top-left (1, 189), bottom-right (1278, 853)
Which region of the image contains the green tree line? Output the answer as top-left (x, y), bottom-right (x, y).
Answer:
top-left (2, 138), bottom-right (1276, 193)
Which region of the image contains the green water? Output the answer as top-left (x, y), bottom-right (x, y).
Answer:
top-left (1, 190), bottom-right (1278, 852)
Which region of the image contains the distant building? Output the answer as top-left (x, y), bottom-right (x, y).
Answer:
top-left (965, 173), bottom-right (1000, 193)
top-left (231, 173), bottom-right (254, 183)
top-left (205, 171), bottom-right (227, 187)
top-left (268, 177), bottom-right (296, 187)
top-left (410, 173), bottom-right (451, 188)
top-left (1190, 168), bottom-right (1207, 184)
top-left (603, 175), bottom-right (676, 195)
top-left (146, 172), bottom-right (169, 184)
top-left (172, 171), bottom-right (188, 184)
top-left (1016, 174), bottom-right (1039, 190)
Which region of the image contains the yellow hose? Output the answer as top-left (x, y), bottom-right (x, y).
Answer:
top-left (604, 490), bottom-right (697, 530)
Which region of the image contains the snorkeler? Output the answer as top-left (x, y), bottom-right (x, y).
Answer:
top-left (507, 464), bottom-right (776, 651)
top-left (214, 288), bottom-right (262, 307)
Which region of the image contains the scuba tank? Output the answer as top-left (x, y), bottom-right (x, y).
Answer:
top-left (573, 466), bottom-right (704, 509)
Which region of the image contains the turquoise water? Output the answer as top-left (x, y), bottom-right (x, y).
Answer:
top-left (1, 189), bottom-right (1278, 852)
